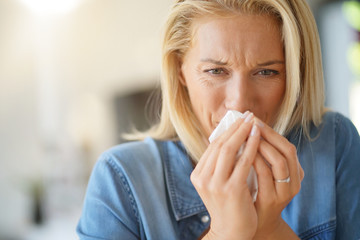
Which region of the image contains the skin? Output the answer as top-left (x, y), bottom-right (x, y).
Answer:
top-left (180, 14), bottom-right (286, 138)
top-left (180, 14), bottom-right (304, 240)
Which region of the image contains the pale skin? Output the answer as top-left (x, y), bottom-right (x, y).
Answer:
top-left (179, 14), bottom-right (304, 239)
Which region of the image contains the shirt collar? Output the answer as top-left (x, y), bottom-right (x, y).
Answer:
top-left (160, 140), bottom-right (207, 221)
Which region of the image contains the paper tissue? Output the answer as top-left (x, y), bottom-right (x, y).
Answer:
top-left (208, 110), bottom-right (258, 202)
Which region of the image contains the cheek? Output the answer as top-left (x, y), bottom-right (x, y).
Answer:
top-left (272, 85), bottom-right (286, 103)
top-left (252, 79), bottom-right (284, 116)
top-left (187, 84), bottom-right (222, 117)
top-left (186, 83), bottom-right (225, 135)
top-left (186, 75), bottom-right (223, 107)
top-left (263, 82), bottom-right (286, 119)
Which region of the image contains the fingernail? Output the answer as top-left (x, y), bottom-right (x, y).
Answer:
top-left (250, 124), bottom-right (258, 136)
top-left (241, 111), bottom-right (250, 119)
top-left (245, 112), bottom-right (253, 123)
top-left (257, 121), bottom-right (264, 128)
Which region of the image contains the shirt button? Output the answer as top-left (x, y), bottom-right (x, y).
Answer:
top-left (201, 215), bottom-right (210, 223)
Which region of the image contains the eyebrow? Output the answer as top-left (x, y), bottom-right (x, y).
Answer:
top-left (200, 58), bottom-right (228, 65)
top-left (257, 60), bottom-right (285, 67)
top-left (200, 58), bottom-right (285, 67)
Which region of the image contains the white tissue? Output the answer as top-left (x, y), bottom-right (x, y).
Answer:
top-left (209, 110), bottom-right (258, 202)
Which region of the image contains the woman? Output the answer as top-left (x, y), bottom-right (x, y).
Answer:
top-left (77, 0), bottom-right (360, 239)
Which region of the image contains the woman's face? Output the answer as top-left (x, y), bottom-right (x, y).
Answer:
top-left (180, 14), bottom-right (286, 139)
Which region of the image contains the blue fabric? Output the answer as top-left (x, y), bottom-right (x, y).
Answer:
top-left (76, 112), bottom-right (360, 239)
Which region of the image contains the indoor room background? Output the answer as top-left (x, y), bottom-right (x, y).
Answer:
top-left (0, 0), bottom-right (359, 239)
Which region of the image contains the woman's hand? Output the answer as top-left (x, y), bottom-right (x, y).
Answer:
top-left (252, 118), bottom-right (304, 239)
top-left (191, 112), bottom-right (261, 240)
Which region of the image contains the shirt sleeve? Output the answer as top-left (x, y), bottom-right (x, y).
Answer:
top-left (76, 154), bottom-right (141, 240)
top-left (334, 113), bottom-right (360, 239)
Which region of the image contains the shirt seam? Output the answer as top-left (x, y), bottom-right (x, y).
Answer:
top-left (299, 219), bottom-right (336, 240)
top-left (161, 141), bottom-right (181, 220)
top-left (102, 154), bottom-right (141, 224)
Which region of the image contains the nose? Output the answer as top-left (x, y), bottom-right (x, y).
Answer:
top-left (224, 74), bottom-right (252, 113)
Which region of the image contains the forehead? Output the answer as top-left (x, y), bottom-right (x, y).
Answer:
top-left (187, 14), bottom-right (284, 64)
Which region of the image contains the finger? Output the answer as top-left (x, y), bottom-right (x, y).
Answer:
top-left (195, 113), bottom-right (248, 177)
top-left (290, 157), bottom-right (304, 194)
top-left (230, 123), bottom-right (260, 184)
top-left (213, 113), bottom-right (255, 179)
top-left (255, 118), bottom-right (303, 195)
top-left (299, 163), bottom-right (305, 181)
top-left (192, 142), bottom-right (219, 179)
top-left (258, 140), bottom-right (291, 196)
top-left (258, 140), bottom-right (289, 180)
top-left (255, 118), bottom-right (297, 160)
top-left (253, 153), bottom-right (274, 201)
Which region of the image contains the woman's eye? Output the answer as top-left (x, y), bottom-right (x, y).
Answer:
top-left (258, 69), bottom-right (279, 76)
top-left (206, 68), bottom-right (225, 75)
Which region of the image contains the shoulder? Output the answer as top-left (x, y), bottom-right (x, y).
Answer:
top-left (313, 111), bottom-right (360, 167)
top-left (89, 138), bottom-right (183, 239)
top-left (103, 137), bottom-right (162, 163)
top-left (86, 138), bottom-right (167, 201)
top-left (77, 138), bottom-right (165, 239)
top-left (320, 111), bottom-right (360, 145)
top-left (289, 111), bottom-right (359, 162)
top-left (305, 111), bottom-right (358, 141)
top-left (98, 137), bottom-right (164, 176)
top-left (284, 112), bottom-right (360, 238)
top-left (321, 115), bottom-right (360, 239)
top-left (321, 111), bottom-right (356, 131)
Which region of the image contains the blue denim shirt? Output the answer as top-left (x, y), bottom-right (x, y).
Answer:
top-left (77, 112), bottom-right (360, 240)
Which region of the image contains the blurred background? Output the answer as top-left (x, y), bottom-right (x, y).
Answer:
top-left (0, 0), bottom-right (359, 239)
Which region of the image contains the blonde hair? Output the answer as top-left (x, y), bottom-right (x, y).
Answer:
top-left (133, 0), bottom-right (325, 162)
